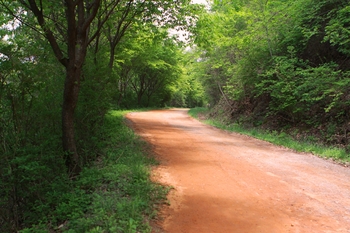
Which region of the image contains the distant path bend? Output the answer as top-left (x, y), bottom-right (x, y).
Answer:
top-left (126, 109), bottom-right (350, 233)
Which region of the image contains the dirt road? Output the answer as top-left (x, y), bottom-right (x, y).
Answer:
top-left (126, 109), bottom-right (350, 233)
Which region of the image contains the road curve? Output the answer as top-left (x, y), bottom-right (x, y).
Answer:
top-left (126, 109), bottom-right (350, 233)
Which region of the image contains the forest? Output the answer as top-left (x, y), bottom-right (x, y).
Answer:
top-left (193, 0), bottom-right (350, 149)
top-left (0, 0), bottom-right (349, 232)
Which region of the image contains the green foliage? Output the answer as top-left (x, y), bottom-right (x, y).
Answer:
top-left (111, 26), bottom-right (185, 108)
top-left (64, 110), bottom-right (167, 233)
top-left (325, 4), bottom-right (350, 56)
top-left (0, 24), bottom-right (68, 232)
top-left (256, 56), bottom-right (350, 122)
top-left (191, 0), bottom-right (350, 149)
top-left (76, 50), bottom-right (112, 164)
top-left (0, 0), bottom-right (202, 231)
top-left (0, 9), bottom-right (174, 233)
top-left (189, 107), bottom-right (350, 162)
top-left (17, 110), bottom-right (168, 233)
top-left (169, 50), bottom-right (206, 107)
top-left (187, 107), bottom-right (209, 118)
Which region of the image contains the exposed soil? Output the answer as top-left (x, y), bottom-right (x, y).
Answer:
top-left (126, 109), bottom-right (350, 233)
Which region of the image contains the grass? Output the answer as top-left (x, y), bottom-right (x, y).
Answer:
top-left (21, 110), bottom-right (168, 233)
top-left (189, 107), bottom-right (350, 164)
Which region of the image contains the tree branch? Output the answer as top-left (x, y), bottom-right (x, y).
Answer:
top-left (0, 1), bottom-right (44, 36)
top-left (26, 0), bottom-right (68, 66)
top-left (82, 0), bottom-right (101, 32)
top-left (87, 0), bottom-right (121, 45)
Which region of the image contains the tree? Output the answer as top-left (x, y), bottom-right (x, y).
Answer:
top-left (1, 0), bottom-right (197, 174)
top-left (192, 0), bottom-right (350, 146)
top-left (0, 0), bottom-right (202, 230)
top-left (115, 27), bottom-right (182, 107)
top-left (0, 0), bottom-right (108, 174)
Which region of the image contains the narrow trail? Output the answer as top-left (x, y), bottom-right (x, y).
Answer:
top-left (126, 109), bottom-right (350, 233)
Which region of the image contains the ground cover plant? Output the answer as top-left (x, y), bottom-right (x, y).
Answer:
top-left (189, 107), bottom-right (350, 165)
top-left (2, 110), bottom-right (168, 233)
top-left (0, 1), bottom-right (203, 232)
top-left (2, 0), bottom-right (350, 231)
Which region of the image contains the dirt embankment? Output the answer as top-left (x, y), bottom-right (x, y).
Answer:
top-left (127, 109), bottom-right (350, 233)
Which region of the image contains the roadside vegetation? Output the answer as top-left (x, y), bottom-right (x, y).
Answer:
top-left (189, 107), bottom-right (350, 164)
top-left (2, 0), bottom-right (350, 232)
top-left (12, 110), bottom-right (168, 233)
top-left (185, 0), bottom-right (350, 164)
top-left (0, 1), bottom-right (203, 232)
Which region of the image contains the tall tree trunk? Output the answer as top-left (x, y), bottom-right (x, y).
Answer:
top-left (108, 45), bottom-right (115, 69)
top-left (62, 64), bottom-right (82, 175)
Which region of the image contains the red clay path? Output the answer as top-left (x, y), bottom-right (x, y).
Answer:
top-left (126, 109), bottom-right (350, 233)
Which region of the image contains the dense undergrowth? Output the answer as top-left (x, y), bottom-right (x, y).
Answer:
top-left (3, 110), bottom-right (167, 233)
top-left (189, 107), bottom-right (350, 164)
top-left (190, 0), bottom-right (350, 157)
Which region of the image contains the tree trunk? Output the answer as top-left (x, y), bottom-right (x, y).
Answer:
top-left (14, 0), bottom-right (103, 175)
top-left (62, 63), bottom-right (82, 175)
top-left (108, 43), bottom-right (115, 69)
top-left (60, 0), bottom-right (95, 175)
